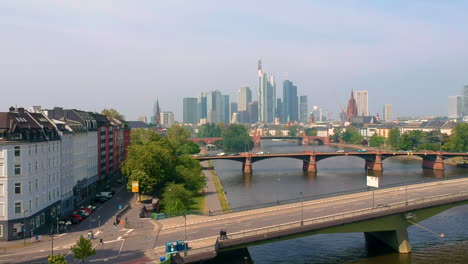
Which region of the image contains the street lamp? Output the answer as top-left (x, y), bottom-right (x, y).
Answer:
top-left (97, 215), bottom-right (101, 230)
top-left (405, 174), bottom-right (408, 206)
top-left (23, 210), bottom-right (28, 246)
top-left (184, 214), bottom-right (187, 256)
top-left (300, 192), bottom-right (304, 227)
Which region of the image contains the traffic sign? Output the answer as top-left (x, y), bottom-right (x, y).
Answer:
top-left (367, 176), bottom-right (379, 188)
top-left (132, 181), bottom-right (139, 193)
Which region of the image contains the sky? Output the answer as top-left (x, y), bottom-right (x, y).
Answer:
top-left (2, 0), bottom-right (468, 121)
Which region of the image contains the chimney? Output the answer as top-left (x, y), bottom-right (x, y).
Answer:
top-left (9, 106), bottom-right (15, 112)
top-left (18, 108), bottom-right (25, 114)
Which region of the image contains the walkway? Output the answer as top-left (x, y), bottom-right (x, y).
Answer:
top-left (202, 161), bottom-right (222, 214)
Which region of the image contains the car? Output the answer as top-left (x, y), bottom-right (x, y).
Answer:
top-left (228, 153), bottom-right (239, 156)
top-left (96, 192), bottom-right (113, 199)
top-left (80, 207), bottom-right (93, 214)
top-left (65, 216), bottom-right (80, 224)
top-left (70, 214), bottom-right (84, 222)
top-left (336, 149), bottom-right (345, 153)
top-left (357, 149), bottom-right (367, 152)
top-left (216, 152), bottom-right (226, 156)
top-left (255, 151), bottom-right (264, 155)
top-left (73, 210), bottom-right (89, 218)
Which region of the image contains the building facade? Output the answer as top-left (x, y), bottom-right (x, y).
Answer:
top-left (353, 91), bottom-right (369, 116)
top-left (461, 85), bottom-right (468, 117)
top-left (237, 86), bottom-right (252, 112)
top-left (183, 98), bottom-right (198, 124)
top-left (222, 95), bottom-right (230, 124)
top-left (383, 104), bottom-right (393, 122)
top-left (197, 93), bottom-right (207, 124)
top-left (299, 96), bottom-right (308, 123)
top-left (282, 80), bottom-right (298, 123)
top-left (161, 112), bottom-right (175, 127)
top-left (258, 60), bottom-right (276, 123)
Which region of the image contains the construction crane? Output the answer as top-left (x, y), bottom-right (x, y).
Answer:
top-left (330, 88), bottom-right (346, 124)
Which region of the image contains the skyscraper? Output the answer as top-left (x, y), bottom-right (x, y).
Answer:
top-left (353, 91), bottom-right (369, 116)
top-left (383, 104), bottom-right (393, 122)
top-left (222, 95), bottom-right (230, 123)
top-left (299, 96), bottom-right (308, 123)
top-left (463, 85), bottom-right (468, 116)
top-left (230, 102), bottom-right (237, 122)
top-left (183, 97), bottom-right (198, 124)
top-left (282, 79), bottom-right (298, 122)
top-left (346, 90), bottom-right (358, 121)
top-left (207, 90), bottom-right (223, 123)
top-left (276, 98), bottom-right (282, 121)
top-left (197, 92), bottom-right (207, 123)
top-left (258, 60), bottom-right (276, 123)
top-left (160, 112), bottom-right (174, 127)
top-left (448, 96), bottom-right (462, 118)
top-left (249, 101), bottom-right (259, 124)
top-left (237, 86), bottom-right (252, 112)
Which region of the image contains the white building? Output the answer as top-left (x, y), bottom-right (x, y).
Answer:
top-left (237, 86), bottom-right (252, 112)
top-left (353, 91), bottom-right (369, 116)
top-left (383, 104), bottom-right (393, 122)
top-left (161, 112), bottom-right (175, 127)
top-left (0, 108), bottom-right (62, 241)
top-left (448, 96), bottom-right (462, 118)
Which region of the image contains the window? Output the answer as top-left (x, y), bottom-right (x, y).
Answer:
top-left (14, 146), bottom-right (20, 157)
top-left (35, 197), bottom-right (38, 208)
top-left (29, 181), bottom-right (31, 192)
top-left (15, 164), bottom-right (21, 175)
top-left (0, 183), bottom-right (3, 196)
top-left (15, 202), bottom-right (22, 214)
top-left (29, 200), bottom-right (32, 211)
top-left (30, 219), bottom-right (35, 231)
top-left (36, 216), bottom-right (40, 228)
top-left (35, 179), bottom-right (38, 190)
top-left (0, 203), bottom-right (4, 216)
top-left (0, 162), bottom-right (3, 176)
top-left (57, 204), bottom-right (61, 215)
top-left (40, 213), bottom-right (45, 224)
top-left (0, 225), bottom-right (3, 237)
top-left (14, 183), bottom-right (21, 194)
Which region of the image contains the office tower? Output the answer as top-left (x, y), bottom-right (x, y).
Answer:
top-left (448, 96), bottom-right (462, 118)
top-left (463, 85), bottom-right (468, 116)
top-left (197, 92), bottom-right (207, 123)
top-left (383, 104), bottom-right (393, 122)
top-left (282, 79), bottom-right (298, 123)
top-left (353, 91), bottom-right (369, 116)
top-left (237, 86), bottom-right (252, 112)
top-left (299, 96), bottom-right (308, 123)
top-left (160, 112), bottom-right (174, 127)
top-left (248, 101), bottom-right (259, 124)
top-left (276, 98), bottom-right (282, 121)
top-left (207, 90), bottom-right (223, 123)
top-left (230, 102), bottom-right (238, 123)
top-left (347, 90), bottom-right (358, 120)
top-left (152, 99), bottom-right (161, 125)
top-left (258, 60), bottom-right (276, 123)
top-left (183, 97), bottom-right (198, 124)
top-left (222, 95), bottom-right (230, 123)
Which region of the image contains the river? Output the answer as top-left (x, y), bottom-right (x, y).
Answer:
top-left (208, 140), bottom-right (468, 264)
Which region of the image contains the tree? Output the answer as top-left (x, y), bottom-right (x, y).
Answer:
top-left (126, 170), bottom-right (156, 196)
top-left (48, 255), bottom-right (67, 264)
top-left (101, 108), bottom-right (124, 120)
top-left (222, 124), bottom-right (253, 152)
top-left (304, 128), bottom-right (318, 136)
top-left (286, 124), bottom-right (302, 136)
top-left (398, 133), bottom-right (413, 150)
top-left (71, 236), bottom-right (96, 264)
top-left (387, 128), bottom-right (400, 149)
top-left (166, 125), bottom-right (191, 150)
top-left (369, 134), bottom-right (385, 148)
top-left (330, 127), bottom-right (343, 142)
top-left (130, 129), bottom-right (161, 145)
top-left (176, 141), bottom-right (200, 155)
top-left (197, 123), bottom-right (223, 138)
top-left (161, 183), bottom-right (193, 216)
top-left (342, 126), bottom-right (362, 144)
top-left (443, 123), bottom-right (468, 152)
top-left (174, 156), bottom-right (206, 193)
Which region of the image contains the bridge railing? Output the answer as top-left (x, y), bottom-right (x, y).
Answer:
top-left (208, 174), bottom-right (468, 216)
top-left (221, 189), bottom-right (468, 242)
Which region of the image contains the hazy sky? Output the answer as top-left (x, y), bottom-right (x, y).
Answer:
top-left (2, 0), bottom-right (468, 121)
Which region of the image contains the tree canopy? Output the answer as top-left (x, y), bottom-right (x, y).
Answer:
top-left (443, 123), bottom-right (468, 152)
top-left (71, 236), bottom-right (96, 264)
top-left (197, 123), bottom-right (223, 138)
top-left (342, 126), bottom-right (362, 144)
top-left (48, 255), bottom-right (67, 264)
top-left (101, 108), bottom-right (125, 120)
top-left (304, 128), bottom-right (318, 136)
top-left (222, 124), bottom-right (253, 152)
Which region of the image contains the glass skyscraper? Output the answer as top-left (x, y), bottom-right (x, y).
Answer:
top-left (258, 60), bottom-right (276, 123)
top-left (183, 97), bottom-right (198, 124)
top-left (282, 79), bottom-right (298, 122)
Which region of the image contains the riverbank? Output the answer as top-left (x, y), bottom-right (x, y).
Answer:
top-left (201, 161), bottom-right (231, 215)
top-left (208, 161), bottom-right (232, 213)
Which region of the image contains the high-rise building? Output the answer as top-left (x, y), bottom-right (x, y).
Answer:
top-left (383, 104), bottom-right (393, 122)
top-left (448, 96), bottom-right (462, 118)
top-left (207, 90), bottom-right (223, 123)
top-left (258, 60), bottom-right (276, 123)
top-left (160, 112), bottom-right (174, 127)
top-left (197, 92), bottom-right (207, 123)
top-left (183, 97), bottom-right (198, 124)
top-left (248, 101), bottom-right (259, 124)
top-left (230, 102), bottom-right (238, 123)
top-left (282, 80), bottom-right (298, 123)
top-left (237, 86), bottom-right (252, 112)
top-left (222, 95), bottom-right (230, 123)
top-left (347, 90), bottom-right (358, 121)
top-left (276, 98), bottom-right (282, 121)
top-left (353, 91), bottom-right (369, 116)
top-left (462, 85), bottom-right (468, 116)
top-left (299, 96), bottom-right (308, 123)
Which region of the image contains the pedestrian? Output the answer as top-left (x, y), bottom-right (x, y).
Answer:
top-left (100, 238), bottom-right (104, 245)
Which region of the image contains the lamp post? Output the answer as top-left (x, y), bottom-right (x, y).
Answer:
top-left (23, 210), bottom-right (28, 246)
top-left (405, 174), bottom-right (408, 206)
top-left (300, 192), bottom-right (304, 226)
top-left (184, 214), bottom-right (187, 256)
top-left (56, 217), bottom-right (59, 235)
top-left (51, 232), bottom-right (54, 256)
top-left (97, 215), bottom-right (101, 230)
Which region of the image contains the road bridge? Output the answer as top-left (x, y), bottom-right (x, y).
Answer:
top-left (189, 135), bottom-right (330, 146)
top-left (155, 178), bottom-right (468, 263)
top-left (194, 151), bottom-right (468, 173)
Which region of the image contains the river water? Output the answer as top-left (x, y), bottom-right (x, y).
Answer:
top-left (209, 140), bottom-right (468, 264)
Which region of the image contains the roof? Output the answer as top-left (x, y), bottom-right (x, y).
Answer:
top-left (126, 121), bottom-right (149, 129)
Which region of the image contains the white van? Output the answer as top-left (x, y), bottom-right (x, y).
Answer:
top-left (96, 192), bottom-right (113, 199)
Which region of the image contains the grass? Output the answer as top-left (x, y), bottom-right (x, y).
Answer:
top-left (190, 193), bottom-right (205, 213)
top-left (210, 167), bottom-right (232, 213)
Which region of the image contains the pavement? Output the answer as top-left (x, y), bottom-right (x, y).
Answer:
top-left (201, 161), bottom-right (222, 213)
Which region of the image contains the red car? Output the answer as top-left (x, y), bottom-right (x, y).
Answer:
top-left (70, 214), bottom-right (84, 222)
top-left (81, 207), bottom-right (93, 214)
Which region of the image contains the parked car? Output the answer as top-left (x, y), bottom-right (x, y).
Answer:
top-left (70, 214), bottom-right (84, 222)
top-left (73, 210), bottom-right (89, 218)
top-left (336, 149), bottom-right (345, 153)
top-left (96, 192), bottom-right (113, 199)
top-left (65, 216), bottom-right (80, 224)
top-left (80, 207), bottom-right (93, 215)
top-left (255, 151), bottom-right (264, 155)
top-left (216, 152), bottom-right (226, 156)
top-left (357, 149), bottom-right (367, 152)
top-left (228, 153), bottom-right (239, 156)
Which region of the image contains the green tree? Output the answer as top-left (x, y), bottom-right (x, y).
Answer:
top-left (71, 236), bottom-right (96, 264)
top-left (330, 127), bottom-right (343, 142)
top-left (286, 125), bottom-right (302, 136)
top-left (176, 141), bottom-right (200, 155)
top-left (161, 183), bottom-right (193, 215)
top-left (304, 128), bottom-right (318, 136)
top-left (125, 170), bottom-right (156, 196)
top-left (342, 126), bottom-right (362, 144)
top-left (443, 123), bottom-right (468, 152)
top-left (387, 128), bottom-right (400, 149)
top-left (222, 124), bottom-right (253, 152)
top-left (166, 125), bottom-right (191, 150)
top-left (197, 123), bottom-right (222, 138)
top-left (174, 156), bottom-right (205, 193)
top-left (101, 108), bottom-right (124, 120)
top-left (130, 129), bottom-right (161, 145)
top-left (398, 133), bottom-right (413, 150)
top-left (369, 134), bottom-right (385, 148)
top-left (48, 254), bottom-right (67, 264)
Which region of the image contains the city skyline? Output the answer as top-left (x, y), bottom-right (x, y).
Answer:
top-left (3, 1), bottom-right (468, 121)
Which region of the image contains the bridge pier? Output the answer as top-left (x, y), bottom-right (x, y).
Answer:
top-left (364, 228), bottom-right (412, 253)
top-left (365, 154), bottom-right (383, 171)
top-left (302, 155), bottom-right (317, 172)
top-left (243, 156), bottom-right (252, 173)
top-left (422, 154), bottom-right (444, 170)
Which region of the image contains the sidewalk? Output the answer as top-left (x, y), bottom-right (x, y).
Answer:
top-left (202, 161), bottom-right (222, 213)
